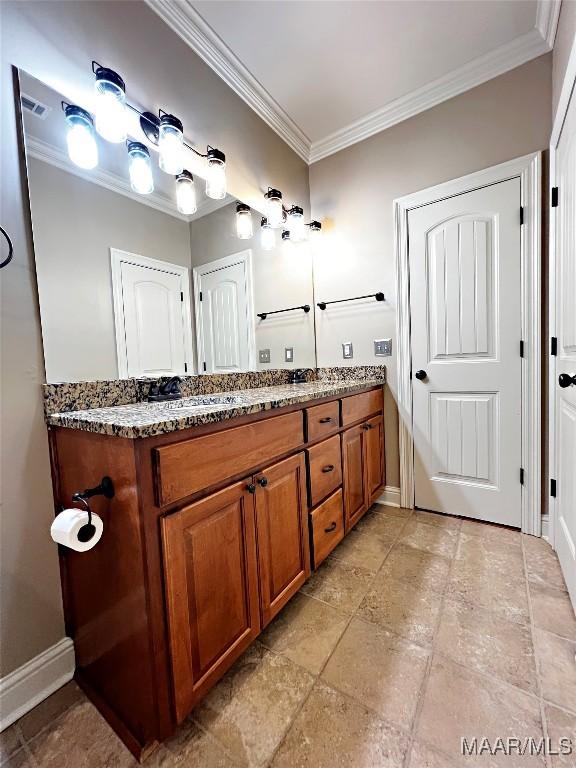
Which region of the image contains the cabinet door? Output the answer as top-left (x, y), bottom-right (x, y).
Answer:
top-left (365, 415), bottom-right (385, 502)
top-left (342, 424), bottom-right (368, 531)
top-left (255, 453), bottom-right (310, 626)
top-left (162, 481), bottom-right (260, 722)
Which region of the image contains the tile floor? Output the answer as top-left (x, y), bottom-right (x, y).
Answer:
top-left (2, 505), bottom-right (575, 767)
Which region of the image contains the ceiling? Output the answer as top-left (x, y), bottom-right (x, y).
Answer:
top-left (148, 0), bottom-right (560, 163)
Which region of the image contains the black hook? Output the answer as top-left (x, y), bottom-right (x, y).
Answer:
top-left (0, 227), bottom-right (14, 269)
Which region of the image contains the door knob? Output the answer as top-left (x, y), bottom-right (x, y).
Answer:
top-left (258, 477), bottom-right (268, 487)
top-left (559, 373), bottom-right (576, 388)
top-left (415, 370), bottom-right (427, 381)
top-left (246, 483), bottom-right (256, 494)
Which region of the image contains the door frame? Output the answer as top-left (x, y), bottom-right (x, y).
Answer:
top-left (192, 249), bottom-right (257, 374)
top-left (394, 152), bottom-right (542, 535)
top-left (110, 248), bottom-right (194, 378)
top-left (548, 37), bottom-right (576, 548)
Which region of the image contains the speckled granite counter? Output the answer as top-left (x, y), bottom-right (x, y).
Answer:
top-left (47, 379), bottom-right (384, 438)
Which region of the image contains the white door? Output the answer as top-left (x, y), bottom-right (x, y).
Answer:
top-left (111, 250), bottom-right (193, 378)
top-left (553, 86), bottom-right (576, 604)
top-left (194, 251), bottom-right (255, 374)
top-left (409, 178), bottom-right (522, 526)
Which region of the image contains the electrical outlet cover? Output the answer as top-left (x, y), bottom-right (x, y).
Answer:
top-left (259, 349), bottom-right (271, 364)
top-left (342, 342), bottom-right (353, 359)
top-left (284, 347), bottom-right (294, 362)
top-left (374, 338), bottom-right (392, 356)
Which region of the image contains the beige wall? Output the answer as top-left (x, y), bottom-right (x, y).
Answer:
top-left (0, 0), bottom-right (309, 677)
top-left (552, 0), bottom-right (576, 121)
top-left (310, 55), bottom-right (552, 488)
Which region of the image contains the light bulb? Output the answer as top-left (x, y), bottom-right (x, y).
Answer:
top-left (261, 217), bottom-right (275, 251)
top-left (236, 203), bottom-right (253, 239)
top-left (158, 114), bottom-right (184, 175)
top-left (65, 105), bottom-right (98, 170)
top-left (265, 188), bottom-right (283, 228)
top-left (127, 142), bottom-right (154, 194)
top-left (288, 205), bottom-right (305, 242)
top-left (206, 148), bottom-right (227, 200)
top-left (93, 65), bottom-right (127, 143)
top-left (176, 171), bottom-right (197, 215)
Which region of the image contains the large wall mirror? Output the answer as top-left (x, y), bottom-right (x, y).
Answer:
top-left (18, 71), bottom-right (317, 383)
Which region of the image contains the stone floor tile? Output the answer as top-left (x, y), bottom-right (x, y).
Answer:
top-left (399, 520), bottom-right (459, 558)
top-left (534, 628), bottom-right (576, 713)
top-left (300, 557), bottom-right (374, 614)
top-left (529, 582), bottom-right (576, 641)
top-left (379, 542), bottom-right (451, 594)
top-left (329, 529), bottom-right (392, 571)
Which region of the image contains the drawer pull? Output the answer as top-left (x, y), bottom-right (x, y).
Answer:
top-left (319, 417), bottom-right (332, 424)
top-left (246, 483), bottom-right (256, 494)
top-left (324, 521), bottom-right (337, 533)
top-left (258, 476), bottom-right (268, 487)
top-left (363, 422), bottom-right (373, 430)
top-left (321, 464), bottom-right (335, 473)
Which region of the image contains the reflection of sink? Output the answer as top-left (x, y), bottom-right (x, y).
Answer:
top-left (158, 395), bottom-right (247, 411)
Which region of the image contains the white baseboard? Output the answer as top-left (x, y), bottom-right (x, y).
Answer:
top-left (375, 486), bottom-right (401, 508)
top-left (0, 638), bottom-right (75, 731)
top-left (541, 513), bottom-right (550, 542)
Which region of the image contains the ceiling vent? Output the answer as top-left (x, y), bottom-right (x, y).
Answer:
top-left (20, 94), bottom-right (51, 120)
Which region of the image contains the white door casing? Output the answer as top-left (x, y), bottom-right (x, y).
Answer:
top-left (111, 249), bottom-right (194, 378)
top-left (550, 73), bottom-right (576, 604)
top-left (409, 180), bottom-right (521, 525)
top-left (395, 153), bottom-right (541, 534)
top-left (193, 250), bottom-right (256, 374)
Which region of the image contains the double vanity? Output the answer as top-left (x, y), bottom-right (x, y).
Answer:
top-left (46, 372), bottom-right (385, 758)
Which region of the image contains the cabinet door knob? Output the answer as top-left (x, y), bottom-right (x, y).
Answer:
top-left (321, 464), bottom-right (335, 473)
top-left (415, 369), bottom-right (427, 381)
top-left (363, 423), bottom-right (373, 430)
top-left (246, 483), bottom-right (256, 494)
top-left (559, 373), bottom-right (576, 388)
top-left (258, 477), bottom-right (268, 487)
top-left (324, 521), bottom-right (337, 533)
top-left (319, 417), bottom-right (332, 424)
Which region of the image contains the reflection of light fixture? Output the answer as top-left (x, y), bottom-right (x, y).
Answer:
top-left (176, 170), bottom-right (197, 214)
top-left (261, 217), bottom-right (275, 251)
top-left (281, 229), bottom-right (291, 241)
top-left (93, 62), bottom-right (127, 143)
top-left (265, 188), bottom-right (283, 228)
top-left (206, 147), bottom-right (227, 200)
top-left (287, 205), bottom-right (305, 241)
top-left (158, 113), bottom-right (184, 175)
top-left (307, 220), bottom-right (322, 233)
top-left (236, 203), bottom-right (253, 239)
top-left (64, 105), bottom-right (98, 169)
top-left (127, 141), bottom-right (153, 194)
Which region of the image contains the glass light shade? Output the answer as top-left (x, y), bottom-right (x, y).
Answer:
top-left (94, 67), bottom-right (127, 143)
top-left (128, 142), bottom-right (154, 194)
top-left (261, 218), bottom-right (275, 251)
top-left (176, 171), bottom-right (197, 215)
top-left (265, 189), bottom-right (283, 228)
top-left (236, 204), bottom-right (253, 239)
top-left (288, 206), bottom-right (305, 242)
top-left (206, 149), bottom-right (227, 200)
top-left (158, 115), bottom-right (184, 175)
top-left (65, 106), bottom-right (98, 170)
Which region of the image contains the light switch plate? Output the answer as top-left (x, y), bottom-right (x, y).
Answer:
top-left (342, 342), bottom-right (353, 359)
top-left (259, 348), bottom-right (271, 364)
top-left (374, 338), bottom-right (392, 356)
top-left (284, 347), bottom-right (294, 362)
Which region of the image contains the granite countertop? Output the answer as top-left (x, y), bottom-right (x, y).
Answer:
top-left (47, 379), bottom-right (385, 439)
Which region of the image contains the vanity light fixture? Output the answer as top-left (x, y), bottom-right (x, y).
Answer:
top-left (158, 113), bottom-right (184, 175)
top-left (260, 217), bottom-right (275, 251)
top-left (127, 141), bottom-right (154, 194)
top-left (281, 229), bottom-right (291, 241)
top-left (236, 203), bottom-right (253, 239)
top-left (307, 220), bottom-right (322, 233)
top-left (175, 170), bottom-right (197, 215)
top-left (92, 62), bottom-right (127, 143)
top-left (205, 147), bottom-right (227, 200)
top-left (264, 188), bottom-right (284, 228)
top-left (64, 104), bottom-right (98, 170)
top-left (287, 205), bottom-right (305, 242)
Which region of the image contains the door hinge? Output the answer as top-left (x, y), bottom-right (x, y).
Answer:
top-left (199, 291), bottom-right (203, 301)
top-left (184, 362), bottom-right (188, 373)
top-left (180, 291), bottom-right (184, 302)
top-left (520, 467), bottom-right (525, 485)
top-left (551, 478), bottom-right (557, 498)
top-left (551, 336), bottom-right (557, 356)
top-left (520, 340), bottom-right (525, 358)
top-left (551, 187), bottom-right (559, 207)
top-left (519, 206), bottom-right (524, 225)
top-left (202, 362), bottom-right (207, 372)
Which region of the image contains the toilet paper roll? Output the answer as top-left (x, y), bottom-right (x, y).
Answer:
top-left (50, 508), bottom-right (103, 552)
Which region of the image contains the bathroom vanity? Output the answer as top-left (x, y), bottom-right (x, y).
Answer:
top-left (47, 379), bottom-right (385, 758)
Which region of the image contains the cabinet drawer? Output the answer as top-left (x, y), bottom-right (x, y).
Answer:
top-left (307, 434), bottom-right (342, 507)
top-left (154, 411), bottom-right (304, 506)
top-left (310, 490), bottom-right (344, 568)
top-left (305, 401), bottom-right (340, 442)
top-left (341, 389), bottom-right (383, 426)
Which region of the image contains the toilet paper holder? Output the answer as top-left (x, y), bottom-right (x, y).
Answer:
top-left (71, 476), bottom-right (114, 543)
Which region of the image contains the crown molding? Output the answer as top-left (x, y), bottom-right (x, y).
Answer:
top-left (536, 0), bottom-right (561, 48)
top-left (309, 28), bottom-right (550, 162)
top-left (144, 0), bottom-right (311, 163)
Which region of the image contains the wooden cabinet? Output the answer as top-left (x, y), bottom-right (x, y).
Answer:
top-left (310, 489), bottom-right (345, 568)
top-left (365, 415), bottom-right (385, 502)
top-left (254, 453), bottom-right (310, 626)
top-left (161, 480), bottom-right (261, 722)
top-left (306, 434), bottom-right (342, 507)
top-left (305, 401), bottom-right (340, 442)
top-left (342, 415), bottom-right (385, 531)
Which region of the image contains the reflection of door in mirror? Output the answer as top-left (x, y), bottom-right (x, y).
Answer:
top-left (111, 250), bottom-right (193, 378)
top-left (193, 251), bottom-right (256, 374)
